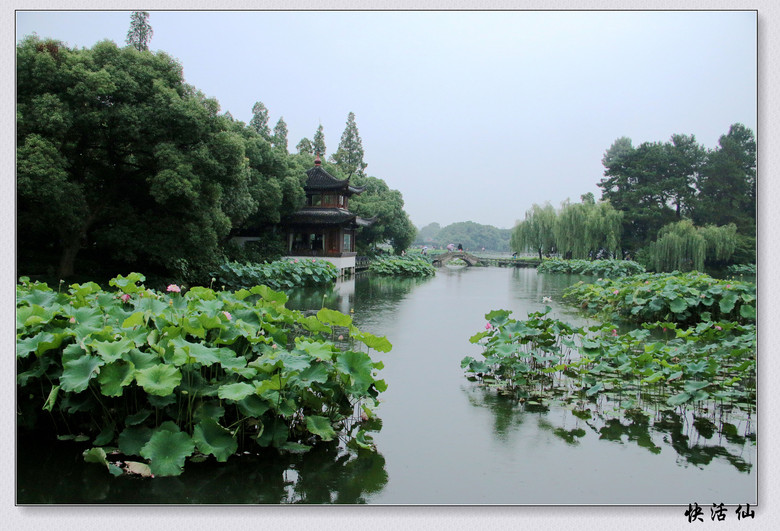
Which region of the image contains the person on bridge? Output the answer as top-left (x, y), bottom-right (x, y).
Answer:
top-left (457, 243), bottom-right (463, 251)
top-left (447, 243), bottom-right (455, 252)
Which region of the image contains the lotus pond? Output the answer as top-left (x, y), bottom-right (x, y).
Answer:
top-left (17, 266), bottom-right (756, 504)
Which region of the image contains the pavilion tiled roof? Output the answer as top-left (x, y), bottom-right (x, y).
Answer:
top-left (305, 166), bottom-right (365, 195)
top-left (284, 208), bottom-right (358, 226)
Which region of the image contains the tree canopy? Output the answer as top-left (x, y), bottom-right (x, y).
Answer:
top-left (597, 124), bottom-right (755, 260)
top-left (17, 36), bottom-right (302, 281)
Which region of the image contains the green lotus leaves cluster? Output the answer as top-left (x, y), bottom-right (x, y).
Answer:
top-left (16, 274), bottom-right (390, 477)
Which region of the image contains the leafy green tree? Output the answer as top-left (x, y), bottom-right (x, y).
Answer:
top-left (126, 11), bottom-right (153, 51)
top-left (331, 112), bottom-right (367, 177)
top-left (598, 140), bottom-right (678, 252)
top-left (272, 116), bottom-right (288, 151)
top-left (249, 101), bottom-right (270, 139)
top-left (415, 222), bottom-right (441, 244)
top-left (694, 123), bottom-right (756, 235)
top-left (349, 174), bottom-right (416, 254)
top-left (296, 137), bottom-right (314, 155)
top-left (551, 198), bottom-right (622, 259)
top-left (511, 203), bottom-right (557, 259)
top-left (313, 124), bottom-right (326, 156)
top-left (17, 36), bottom-right (257, 280)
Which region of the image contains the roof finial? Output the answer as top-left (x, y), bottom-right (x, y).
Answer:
top-left (314, 153), bottom-right (321, 166)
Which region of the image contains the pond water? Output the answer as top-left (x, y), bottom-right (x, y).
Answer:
top-left (17, 266), bottom-right (756, 505)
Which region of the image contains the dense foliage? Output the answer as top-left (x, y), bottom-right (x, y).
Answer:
top-left (17, 36), bottom-right (304, 282)
top-left (17, 274), bottom-right (391, 477)
top-left (598, 125), bottom-right (755, 259)
top-left (368, 256), bottom-right (436, 277)
top-left (214, 258), bottom-right (339, 291)
top-left (537, 259), bottom-right (645, 277)
top-left (17, 36), bottom-right (416, 282)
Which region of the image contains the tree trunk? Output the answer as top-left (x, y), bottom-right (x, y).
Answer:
top-left (57, 237), bottom-right (81, 279)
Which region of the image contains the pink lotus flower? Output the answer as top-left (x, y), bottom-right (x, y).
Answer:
top-left (69, 317), bottom-right (76, 324)
top-left (166, 284), bottom-right (181, 293)
top-left (485, 323), bottom-right (492, 330)
top-left (338, 335), bottom-right (344, 340)
top-left (714, 325), bottom-right (722, 331)
top-left (294, 259), bottom-right (299, 263)
top-left (726, 284), bottom-right (731, 289)
top-left (613, 290), bottom-right (619, 295)
top-left (121, 293), bottom-right (131, 303)
top-left (611, 329), bottom-right (618, 336)
top-left (222, 311), bottom-right (232, 320)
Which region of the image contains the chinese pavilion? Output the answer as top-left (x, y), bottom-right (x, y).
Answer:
top-left (282, 155), bottom-right (373, 276)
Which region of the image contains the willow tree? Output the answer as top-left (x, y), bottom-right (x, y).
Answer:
top-left (646, 219), bottom-right (737, 272)
top-left (511, 203), bottom-right (557, 259)
top-left (554, 199), bottom-right (622, 259)
top-left (647, 219), bottom-right (706, 272)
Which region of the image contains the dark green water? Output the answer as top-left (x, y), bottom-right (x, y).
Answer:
top-left (17, 266), bottom-right (756, 504)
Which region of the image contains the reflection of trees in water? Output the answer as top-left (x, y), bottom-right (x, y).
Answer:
top-left (583, 407), bottom-right (753, 473)
top-left (17, 431), bottom-right (387, 504)
top-left (460, 384), bottom-right (754, 474)
top-left (356, 275), bottom-right (432, 309)
top-left (462, 384), bottom-right (528, 442)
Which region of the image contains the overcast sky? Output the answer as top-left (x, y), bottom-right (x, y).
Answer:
top-left (16, 9), bottom-right (757, 230)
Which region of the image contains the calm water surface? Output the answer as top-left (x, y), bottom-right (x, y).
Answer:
top-left (17, 266), bottom-right (756, 504)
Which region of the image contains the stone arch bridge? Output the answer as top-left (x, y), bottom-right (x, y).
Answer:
top-left (431, 251), bottom-right (482, 267)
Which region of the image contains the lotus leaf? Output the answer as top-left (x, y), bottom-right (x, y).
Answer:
top-left (89, 337), bottom-right (135, 363)
top-left (217, 382), bottom-right (256, 401)
top-left (305, 415), bottom-right (337, 441)
top-left (336, 350), bottom-right (375, 393)
top-left (97, 360), bottom-right (136, 396)
top-left (134, 364), bottom-right (182, 396)
top-left (60, 355), bottom-right (103, 392)
top-left (317, 307), bottom-right (352, 327)
top-left (140, 427), bottom-right (195, 477)
top-left (193, 418), bottom-right (237, 462)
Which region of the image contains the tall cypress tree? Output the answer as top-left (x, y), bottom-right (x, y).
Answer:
top-left (250, 102), bottom-right (271, 139)
top-left (272, 117), bottom-right (288, 151)
top-left (331, 112), bottom-right (367, 177)
top-left (313, 124), bottom-right (326, 156)
top-left (126, 11), bottom-right (153, 51)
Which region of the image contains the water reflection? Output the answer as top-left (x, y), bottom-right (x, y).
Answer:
top-left (17, 430), bottom-right (387, 504)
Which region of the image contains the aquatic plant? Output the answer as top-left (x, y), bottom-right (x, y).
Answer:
top-left (726, 263), bottom-right (756, 276)
top-left (368, 257), bottom-right (436, 277)
top-left (537, 259), bottom-right (646, 277)
top-left (16, 273), bottom-right (391, 477)
top-left (463, 309), bottom-right (754, 415)
top-left (562, 271), bottom-right (755, 326)
top-left (213, 258), bottom-right (339, 291)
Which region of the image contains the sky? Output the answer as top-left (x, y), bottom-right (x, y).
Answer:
top-left (15, 9), bottom-right (757, 231)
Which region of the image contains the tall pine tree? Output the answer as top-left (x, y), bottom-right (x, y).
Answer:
top-left (331, 112), bottom-right (367, 177)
